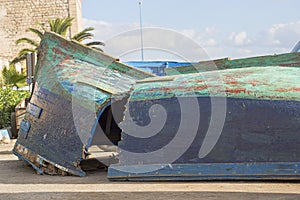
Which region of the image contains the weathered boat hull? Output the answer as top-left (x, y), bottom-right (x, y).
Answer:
top-left (13, 86), bottom-right (89, 176)
top-left (108, 65), bottom-right (300, 180)
top-left (13, 32), bottom-right (154, 176)
top-left (108, 97), bottom-right (300, 180)
top-left (119, 97), bottom-right (300, 162)
top-left (13, 32), bottom-right (300, 181)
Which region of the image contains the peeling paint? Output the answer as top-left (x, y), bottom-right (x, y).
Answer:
top-left (12, 32), bottom-right (300, 180)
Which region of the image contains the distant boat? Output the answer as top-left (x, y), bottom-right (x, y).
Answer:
top-left (13, 32), bottom-right (300, 180)
top-left (124, 61), bottom-right (196, 76)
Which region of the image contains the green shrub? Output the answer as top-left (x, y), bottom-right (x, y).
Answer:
top-left (0, 88), bottom-right (30, 129)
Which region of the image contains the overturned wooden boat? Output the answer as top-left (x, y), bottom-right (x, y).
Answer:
top-left (13, 32), bottom-right (155, 176)
top-left (13, 32), bottom-right (300, 180)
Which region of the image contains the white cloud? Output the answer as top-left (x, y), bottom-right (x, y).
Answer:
top-left (83, 18), bottom-right (300, 60)
top-left (258, 21), bottom-right (300, 48)
top-left (104, 28), bottom-right (209, 61)
top-left (195, 27), bottom-right (219, 47)
top-left (180, 27), bottom-right (218, 47)
top-left (204, 27), bottom-right (217, 35)
top-left (82, 18), bottom-right (140, 41)
top-left (228, 31), bottom-right (251, 46)
top-left (204, 39), bottom-right (217, 47)
top-left (83, 18), bottom-right (211, 61)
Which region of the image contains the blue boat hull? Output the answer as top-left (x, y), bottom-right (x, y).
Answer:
top-left (108, 96), bottom-right (300, 180)
top-left (14, 85), bottom-right (88, 176)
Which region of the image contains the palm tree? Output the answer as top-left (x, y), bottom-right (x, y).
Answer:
top-left (1, 65), bottom-right (26, 89)
top-left (10, 28), bottom-right (41, 64)
top-left (48, 17), bottom-right (74, 37)
top-left (72, 27), bottom-right (105, 51)
top-left (11, 17), bottom-right (105, 64)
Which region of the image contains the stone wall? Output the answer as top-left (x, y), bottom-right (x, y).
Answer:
top-left (0, 0), bottom-right (82, 62)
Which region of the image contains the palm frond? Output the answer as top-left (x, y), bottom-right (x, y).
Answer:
top-left (49, 18), bottom-right (60, 33)
top-left (12, 17), bottom-right (105, 66)
top-left (49, 17), bottom-right (74, 36)
top-left (48, 19), bottom-right (55, 32)
top-left (73, 32), bottom-right (93, 42)
top-left (85, 41), bottom-right (105, 47)
top-left (16, 38), bottom-right (39, 47)
top-left (72, 27), bottom-right (95, 42)
top-left (11, 48), bottom-right (36, 65)
top-left (9, 55), bottom-right (27, 65)
top-left (53, 18), bottom-right (62, 33)
top-left (91, 46), bottom-right (104, 52)
top-left (18, 48), bottom-right (36, 56)
top-left (1, 67), bottom-right (8, 80)
top-left (1, 65), bottom-right (26, 89)
top-left (60, 17), bottom-right (74, 36)
top-left (26, 28), bottom-right (44, 39)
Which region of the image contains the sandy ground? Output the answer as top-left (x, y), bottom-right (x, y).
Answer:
top-left (1, 140), bottom-right (300, 200)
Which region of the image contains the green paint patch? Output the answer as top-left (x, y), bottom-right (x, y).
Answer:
top-left (130, 67), bottom-right (300, 102)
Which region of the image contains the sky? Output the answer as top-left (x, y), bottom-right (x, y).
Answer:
top-left (82, 0), bottom-right (300, 61)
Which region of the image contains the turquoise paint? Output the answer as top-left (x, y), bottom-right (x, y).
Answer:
top-left (130, 67), bottom-right (300, 102)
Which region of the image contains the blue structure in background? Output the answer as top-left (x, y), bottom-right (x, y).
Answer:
top-left (291, 41), bottom-right (300, 53)
top-left (124, 61), bottom-right (196, 76)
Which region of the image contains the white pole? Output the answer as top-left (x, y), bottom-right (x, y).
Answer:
top-left (139, 1), bottom-right (144, 61)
